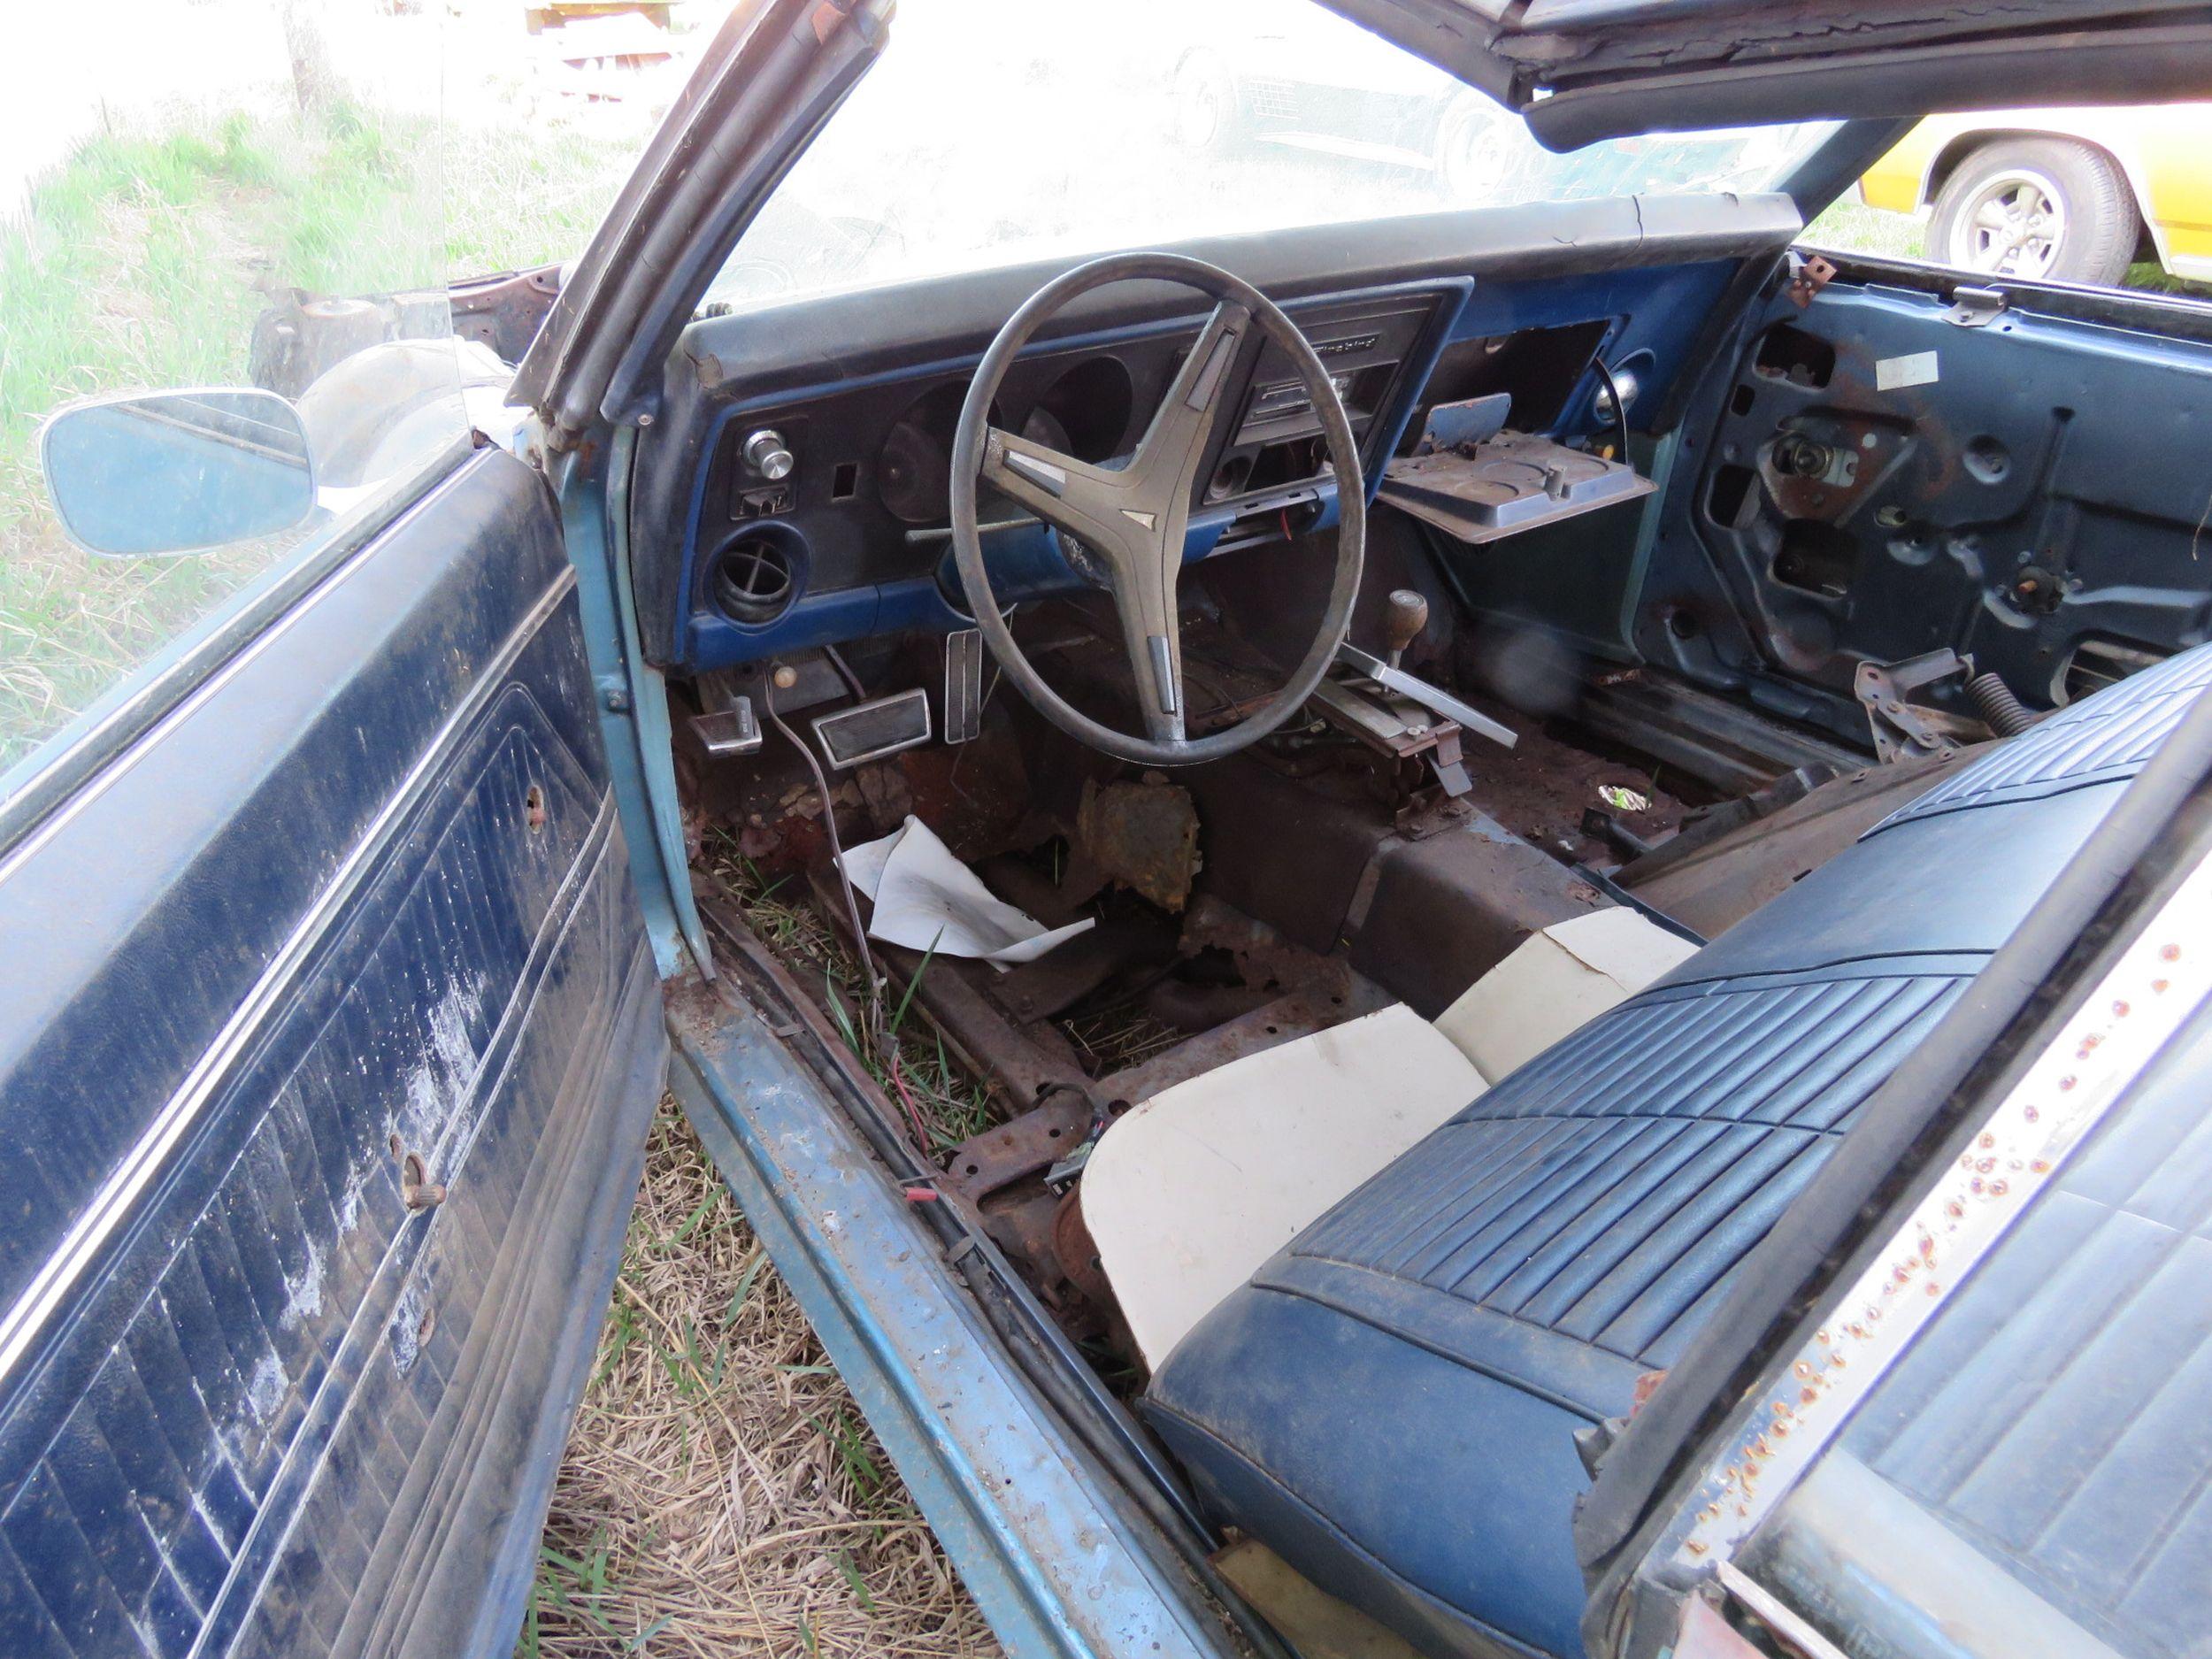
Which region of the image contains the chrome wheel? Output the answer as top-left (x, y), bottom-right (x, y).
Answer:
top-left (1949, 168), bottom-right (2068, 279)
top-left (1171, 58), bottom-right (1226, 150)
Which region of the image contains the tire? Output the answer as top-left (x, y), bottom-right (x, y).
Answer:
top-left (1171, 51), bottom-right (1241, 154)
top-left (1433, 96), bottom-right (1507, 201)
top-left (1928, 137), bottom-right (2139, 288)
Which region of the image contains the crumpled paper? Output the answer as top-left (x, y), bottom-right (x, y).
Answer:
top-left (838, 816), bottom-right (1093, 967)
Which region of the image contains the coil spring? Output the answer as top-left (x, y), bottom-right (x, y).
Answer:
top-left (1967, 672), bottom-right (2036, 738)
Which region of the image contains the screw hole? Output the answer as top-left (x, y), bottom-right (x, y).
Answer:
top-left (525, 785), bottom-right (546, 830)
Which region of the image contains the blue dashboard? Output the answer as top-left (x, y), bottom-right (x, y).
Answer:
top-left (626, 192), bottom-right (1804, 673)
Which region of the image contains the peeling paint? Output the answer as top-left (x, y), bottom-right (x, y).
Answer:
top-left (396, 974), bottom-right (487, 1155)
top-left (244, 1353), bottom-right (286, 1425)
top-left (280, 1236), bottom-right (327, 1330)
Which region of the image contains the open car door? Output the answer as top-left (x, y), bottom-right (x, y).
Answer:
top-left (0, 442), bottom-right (665, 1655)
top-left (1326, 0), bottom-right (2212, 148)
top-left (0, 3), bottom-right (902, 1651)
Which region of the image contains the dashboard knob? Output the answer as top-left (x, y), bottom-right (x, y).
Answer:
top-left (743, 428), bottom-right (795, 480)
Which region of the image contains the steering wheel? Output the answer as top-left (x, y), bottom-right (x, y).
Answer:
top-left (949, 252), bottom-right (1364, 766)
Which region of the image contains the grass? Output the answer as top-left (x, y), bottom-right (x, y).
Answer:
top-left (699, 829), bottom-right (1000, 1154)
top-left (2, 115), bottom-right (318, 768)
top-left (523, 1094), bottom-right (1002, 1659)
top-left (1806, 197), bottom-right (2212, 302)
top-left (0, 98), bottom-right (632, 773)
top-left (518, 833), bottom-right (1012, 1652)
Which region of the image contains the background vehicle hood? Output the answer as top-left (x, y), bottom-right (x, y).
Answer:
top-left (1318, 0), bottom-right (2212, 150)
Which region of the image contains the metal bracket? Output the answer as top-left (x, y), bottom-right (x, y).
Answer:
top-left (1334, 641), bottom-right (1518, 750)
top-left (1944, 284), bottom-right (2009, 327)
top-left (689, 698), bottom-right (762, 758)
top-left (1855, 649), bottom-right (1970, 764)
top-left (1786, 252), bottom-right (1837, 310)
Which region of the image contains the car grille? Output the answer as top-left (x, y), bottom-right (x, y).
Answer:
top-left (1247, 77), bottom-right (1300, 122)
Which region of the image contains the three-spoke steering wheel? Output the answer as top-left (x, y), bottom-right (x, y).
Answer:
top-left (949, 252), bottom-right (1364, 766)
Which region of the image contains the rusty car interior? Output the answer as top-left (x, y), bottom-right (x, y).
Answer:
top-left (21, 2), bottom-right (2212, 1655)
top-left (565, 168), bottom-right (2212, 1657)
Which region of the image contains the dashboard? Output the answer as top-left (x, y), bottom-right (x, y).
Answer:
top-left (626, 192), bottom-right (1807, 673)
top-left (687, 289), bottom-right (1448, 654)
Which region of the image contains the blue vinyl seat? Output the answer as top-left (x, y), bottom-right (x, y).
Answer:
top-left (1143, 643), bottom-right (2212, 1659)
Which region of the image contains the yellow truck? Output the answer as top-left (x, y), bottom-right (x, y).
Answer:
top-left (1859, 106), bottom-right (2212, 286)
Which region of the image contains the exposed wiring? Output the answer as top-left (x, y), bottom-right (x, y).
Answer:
top-left (763, 665), bottom-right (886, 1048)
top-left (823, 642), bottom-right (868, 701)
top-left (886, 1048), bottom-right (933, 1156)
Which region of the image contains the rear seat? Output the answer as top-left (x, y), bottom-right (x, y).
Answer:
top-left (1142, 644), bottom-right (2212, 1659)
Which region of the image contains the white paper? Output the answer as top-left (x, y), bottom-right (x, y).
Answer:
top-left (1876, 349), bottom-right (1939, 391)
top-left (837, 816), bottom-right (1094, 966)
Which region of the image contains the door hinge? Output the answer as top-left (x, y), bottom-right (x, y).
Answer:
top-left (1944, 284), bottom-right (2008, 327)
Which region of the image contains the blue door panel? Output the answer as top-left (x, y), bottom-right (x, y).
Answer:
top-left (0, 450), bottom-right (663, 1655)
top-left (1638, 271), bottom-right (2212, 744)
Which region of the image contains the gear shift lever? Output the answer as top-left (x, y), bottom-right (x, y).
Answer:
top-left (1383, 588), bottom-right (1429, 668)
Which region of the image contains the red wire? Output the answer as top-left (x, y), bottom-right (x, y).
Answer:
top-left (1280, 508), bottom-right (1294, 541)
top-left (887, 1048), bottom-right (932, 1155)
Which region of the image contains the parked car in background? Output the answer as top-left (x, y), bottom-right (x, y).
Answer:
top-left (1170, 10), bottom-right (1508, 196)
top-left (1171, 10), bottom-right (1815, 209)
top-left (1859, 104), bottom-right (2212, 284)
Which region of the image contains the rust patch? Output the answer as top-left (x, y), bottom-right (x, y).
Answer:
top-left (1052, 1188), bottom-right (1113, 1311)
top-left (1069, 776), bottom-right (1201, 912)
top-left (942, 1090), bottom-right (1093, 1204)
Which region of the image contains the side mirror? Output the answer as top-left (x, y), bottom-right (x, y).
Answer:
top-left (40, 388), bottom-right (316, 557)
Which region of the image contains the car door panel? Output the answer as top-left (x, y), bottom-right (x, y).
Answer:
top-left (0, 449), bottom-right (664, 1657)
top-left (1638, 263), bottom-right (2212, 748)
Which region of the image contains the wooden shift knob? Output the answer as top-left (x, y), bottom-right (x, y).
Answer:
top-left (1383, 589), bottom-right (1429, 664)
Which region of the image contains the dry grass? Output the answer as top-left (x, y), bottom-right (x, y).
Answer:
top-left (1058, 1003), bottom-right (1182, 1077)
top-left (526, 1095), bottom-right (1003, 1659)
top-left (530, 835), bottom-right (1014, 1657)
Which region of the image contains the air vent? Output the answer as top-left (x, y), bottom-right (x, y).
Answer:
top-left (710, 529), bottom-right (801, 626)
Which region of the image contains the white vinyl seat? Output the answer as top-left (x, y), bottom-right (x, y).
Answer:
top-left (1084, 909), bottom-right (1697, 1368)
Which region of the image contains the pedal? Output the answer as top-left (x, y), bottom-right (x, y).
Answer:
top-left (943, 627), bottom-right (984, 745)
top-left (689, 697), bottom-right (761, 757)
top-left (811, 688), bottom-right (933, 769)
